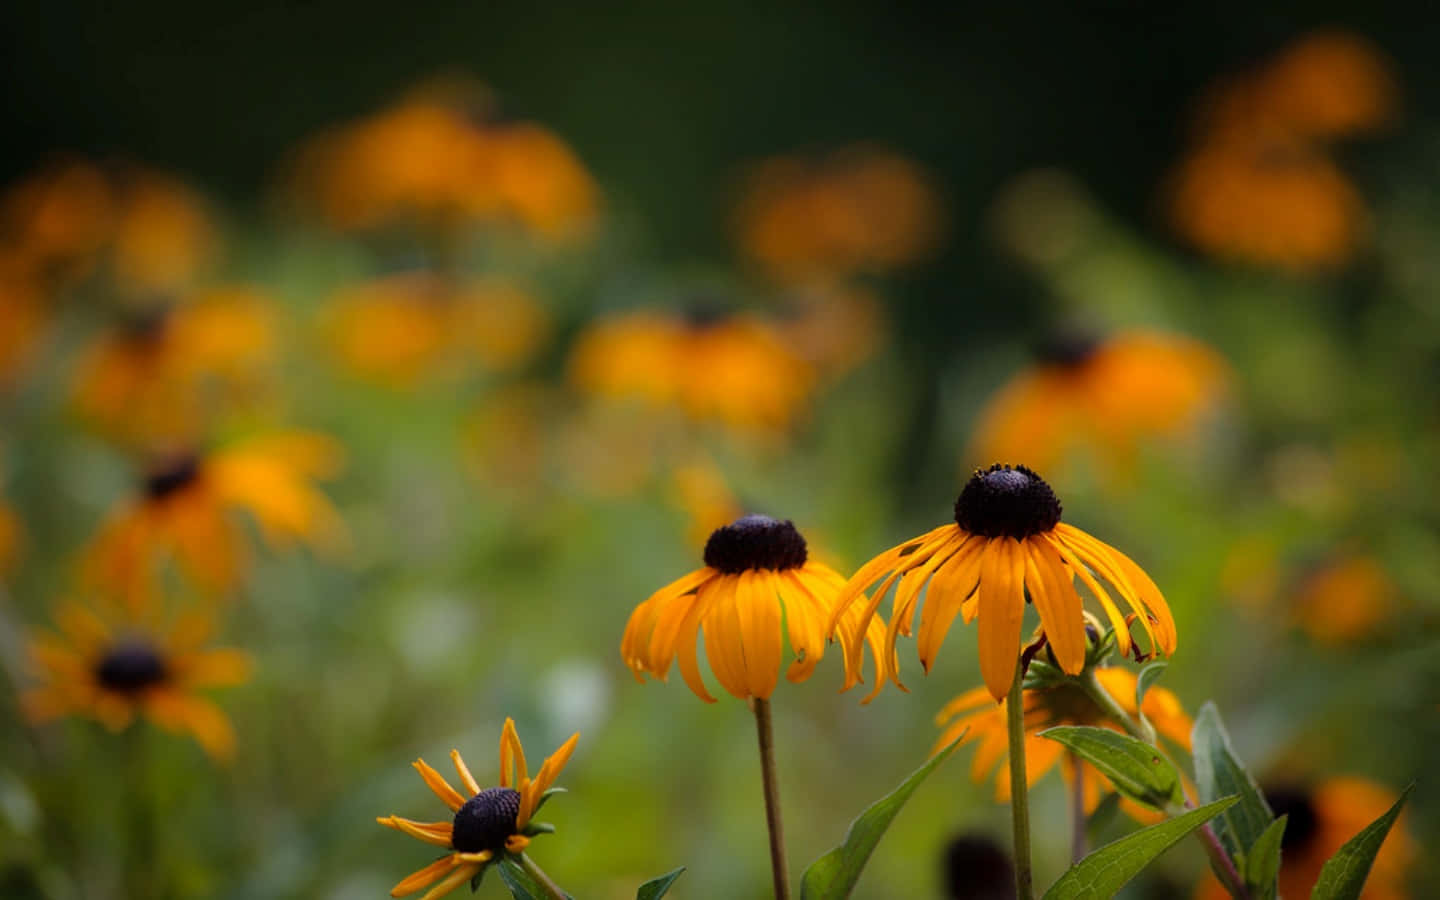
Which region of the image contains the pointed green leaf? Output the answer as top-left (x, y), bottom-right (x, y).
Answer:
top-left (1041, 726), bottom-right (1181, 809)
top-left (799, 733), bottom-right (964, 900)
top-left (1310, 784), bottom-right (1412, 900)
top-left (1134, 661), bottom-right (1168, 737)
top-left (1191, 702), bottom-right (1273, 861)
top-left (497, 857), bottom-right (573, 900)
top-left (1042, 796), bottom-right (1240, 900)
top-left (1244, 816), bottom-right (1287, 900)
top-left (532, 786), bottom-right (566, 817)
top-left (636, 867), bottom-right (686, 900)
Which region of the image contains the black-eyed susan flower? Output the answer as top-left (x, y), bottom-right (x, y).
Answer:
top-left (936, 666), bottom-right (1191, 815)
top-left (85, 431), bottom-right (345, 610)
top-left (1287, 554), bottom-right (1397, 645)
top-left (967, 330), bottom-right (1229, 481)
top-left (623, 514), bottom-right (886, 702)
top-left (377, 719), bottom-right (578, 899)
top-left (106, 167), bottom-right (217, 297)
top-left (568, 308), bottom-right (816, 433)
top-left (21, 601), bottom-right (251, 762)
top-left (1195, 777), bottom-right (1414, 900)
top-left (828, 464), bottom-right (1177, 702)
top-left (324, 273), bottom-right (550, 387)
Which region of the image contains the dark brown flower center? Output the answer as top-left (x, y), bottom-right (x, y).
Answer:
top-left (143, 455), bottom-right (201, 500)
top-left (95, 641), bottom-right (169, 693)
top-left (703, 515), bottom-right (808, 574)
top-left (954, 464), bottom-right (1062, 539)
top-left (942, 833), bottom-right (1014, 900)
top-left (1036, 331), bottom-right (1101, 368)
top-left (451, 786), bottom-right (522, 854)
top-left (1264, 786), bottom-right (1319, 852)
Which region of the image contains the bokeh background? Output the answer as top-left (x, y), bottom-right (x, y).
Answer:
top-left (2, 2), bottom-right (1438, 898)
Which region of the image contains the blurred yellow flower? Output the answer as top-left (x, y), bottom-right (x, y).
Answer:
top-left (377, 718), bottom-right (578, 899)
top-left (967, 330), bottom-right (1230, 480)
top-left (0, 497), bottom-right (23, 577)
top-left (70, 288), bottom-right (279, 444)
top-left (568, 308), bottom-right (816, 432)
top-left (669, 458), bottom-right (744, 550)
top-left (462, 382), bottom-right (556, 491)
top-left (775, 282), bottom-right (886, 381)
top-left (0, 267), bottom-right (50, 386)
top-left (936, 667), bottom-right (1191, 814)
top-left (1196, 777), bottom-right (1414, 900)
top-left (1290, 554), bottom-right (1397, 645)
top-left (325, 274), bottom-right (550, 386)
top-left (22, 601), bottom-right (252, 762)
top-left (829, 464), bottom-right (1176, 702)
top-left (85, 431), bottom-right (346, 610)
top-left (108, 168), bottom-right (219, 296)
top-left (622, 514), bottom-right (886, 702)
top-left (0, 158), bottom-right (114, 282)
top-left (735, 145), bottom-right (941, 280)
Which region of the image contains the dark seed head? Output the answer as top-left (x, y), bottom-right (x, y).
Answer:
top-left (680, 296), bottom-right (729, 330)
top-left (451, 786), bottom-right (522, 853)
top-left (143, 455), bottom-right (201, 500)
top-left (954, 464), bottom-right (1062, 539)
top-left (119, 300), bottom-right (174, 343)
top-left (95, 641), bottom-right (169, 693)
top-left (942, 833), bottom-right (1015, 900)
top-left (1265, 785), bottom-right (1320, 852)
top-left (703, 515), bottom-right (808, 574)
top-left (1035, 331), bottom-right (1101, 368)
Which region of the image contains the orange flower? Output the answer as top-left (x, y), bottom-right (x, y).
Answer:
top-left (22, 601), bottom-right (252, 762)
top-left (0, 266), bottom-right (50, 386)
top-left (1289, 554), bottom-right (1397, 645)
top-left (0, 158), bottom-right (115, 282)
top-left (107, 168), bottom-right (218, 295)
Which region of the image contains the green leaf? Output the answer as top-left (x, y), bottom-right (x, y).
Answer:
top-left (532, 786), bottom-right (566, 817)
top-left (1134, 661), bottom-right (1168, 736)
top-left (1310, 783), bottom-right (1412, 900)
top-left (799, 733), bottom-right (964, 900)
top-left (497, 857), bottom-right (573, 900)
top-left (636, 867), bottom-right (686, 900)
top-left (1042, 796), bottom-right (1240, 900)
top-left (1244, 816), bottom-right (1287, 900)
top-left (1040, 726), bottom-right (1181, 809)
top-left (1191, 702), bottom-right (1273, 862)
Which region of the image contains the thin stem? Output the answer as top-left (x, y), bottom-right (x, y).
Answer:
top-left (1068, 751), bottom-right (1087, 863)
top-left (1006, 665), bottom-right (1035, 900)
top-left (518, 852), bottom-right (569, 900)
top-left (1078, 668), bottom-right (1152, 743)
top-left (752, 698), bottom-right (790, 900)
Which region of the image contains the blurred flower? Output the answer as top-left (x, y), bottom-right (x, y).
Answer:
top-left (70, 287), bottom-right (279, 444)
top-left (941, 833), bottom-right (1014, 900)
top-left (462, 382), bottom-right (556, 491)
top-left (0, 158), bottom-right (114, 283)
top-left (829, 464), bottom-right (1176, 702)
top-left (107, 168), bottom-right (218, 296)
top-left (775, 282), bottom-right (886, 381)
top-left (290, 85), bottom-right (597, 241)
top-left (85, 431), bottom-right (346, 610)
top-left (735, 145), bottom-right (942, 280)
top-left (21, 601), bottom-right (251, 762)
top-left (325, 273), bottom-right (550, 387)
top-left (622, 514), bottom-right (886, 702)
top-left (568, 308), bottom-right (815, 432)
top-left (967, 330), bottom-right (1229, 480)
top-left (669, 458), bottom-right (743, 550)
top-left (1195, 778), bottom-right (1414, 900)
top-left (0, 497), bottom-right (22, 577)
top-left (0, 265), bottom-right (50, 387)
top-left (1289, 554), bottom-right (1397, 645)
top-left (377, 718), bottom-right (578, 898)
top-left (936, 667), bottom-right (1190, 815)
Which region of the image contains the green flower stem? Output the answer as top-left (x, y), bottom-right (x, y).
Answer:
top-left (518, 852), bottom-right (569, 900)
top-left (752, 698), bottom-right (791, 900)
top-left (1006, 665), bottom-right (1035, 900)
top-left (1068, 751), bottom-right (1087, 863)
top-left (1079, 668), bottom-right (1249, 900)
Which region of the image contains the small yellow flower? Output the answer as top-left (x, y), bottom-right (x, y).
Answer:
top-left (623, 514), bottom-right (886, 702)
top-left (0, 158), bottom-right (115, 282)
top-left (377, 719), bottom-right (579, 899)
top-left (828, 464), bottom-right (1176, 702)
top-left (1289, 554), bottom-right (1397, 645)
top-left (22, 601), bottom-right (251, 762)
top-left (936, 667), bottom-right (1191, 815)
top-left (85, 432), bottom-right (346, 610)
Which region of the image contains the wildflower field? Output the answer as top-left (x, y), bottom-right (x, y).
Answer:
top-left (1, 7), bottom-right (1437, 899)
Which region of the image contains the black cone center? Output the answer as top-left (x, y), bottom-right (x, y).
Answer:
top-left (95, 641), bottom-right (168, 692)
top-left (703, 515), bottom-right (808, 574)
top-left (451, 786), bottom-right (522, 853)
top-left (954, 464), bottom-right (1062, 539)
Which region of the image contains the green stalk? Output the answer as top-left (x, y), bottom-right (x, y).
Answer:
top-left (1006, 665), bottom-right (1035, 900)
top-left (753, 698), bottom-right (791, 900)
top-left (518, 852), bottom-right (569, 900)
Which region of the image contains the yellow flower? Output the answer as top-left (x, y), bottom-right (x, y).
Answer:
top-left (828, 464), bottom-right (1177, 702)
top-left (21, 601), bottom-right (251, 762)
top-left (0, 266), bottom-right (49, 386)
top-left (107, 168), bottom-right (217, 296)
top-left (622, 514), bottom-right (887, 702)
top-left (0, 158), bottom-right (115, 282)
top-left (85, 431), bottom-right (345, 610)
top-left (1196, 777), bottom-right (1414, 900)
top-left (967, 330), bottom-right (1229, 480)
top-left (568, 309), bottom-right (816, 432)
top-left (1289, 554), bottom-right (1396, 645)
top-left (324, 274), bottom-right (550, 387)
top-left (735, 145), bottom-right (942, 280)
top-left (936, 667), bottom-right (1191, 815)
top-left (377, 719), bottom-right (579, 899)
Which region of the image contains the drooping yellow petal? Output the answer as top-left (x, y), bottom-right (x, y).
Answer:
top-left (1025, 538), bottom-right (1085, 675)
top-left (1053, 526), bottom-right (1158, 651)
top-left (915, 537), bottom-right (985, 672)
top-left (702, 577), bottom-right (751, 700)
top-left (886, 531), bottom-right (964, 665)
top-left (621, 566), bottom-right (714, 677)
top-left (737, 571), bottom-right (782, 700)
top-left (416, 862), bottom-right (482, 900)
top-left (778, 576), bottom-right (822, 683)
top-left (977, 537), bottom-right (1026, 701)
top-left (143, 690), bottom-right (236, 763)
top-left (378, 815), bottom-right (455, 847)
top-left (673, 590), bottom-right (716, 702)
top-left (390, 856), bottom-right (457, 897)
top-left (413, 759), bottom-right (466, 811)
top-left (645, 580), bottom-right (708, 680)
top-left (1044, 532), bottom-right (1132, 657)
top-left (825, 523), bottom-right (954, 637)
top-left (177, 647), bottom-right (253, 688)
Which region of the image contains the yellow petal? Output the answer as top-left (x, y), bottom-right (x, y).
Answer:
top-left (414, 759), bottom-right (465, 811)
top-left (737, 571), bottom-right (782, 700)
top-left (977, 538), bottom-right (1025, 702)
top-left (451, 749), bottom-right (481, 796)
top-left (1025, 538), bottom-right (1085, 675)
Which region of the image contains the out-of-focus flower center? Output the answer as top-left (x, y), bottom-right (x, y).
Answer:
top-left (95, 641), bottom-right (169, 693)
top-left (953, 464), bottom-right (1062, 539)
top-left (1036, 332), bottom-right (1101, 368)
top-left (143, 455), bottom-right (201, 500)
top-left (942, 834), bottom-right (1014, 900)
top-left (1264, 786), bottom-right (1319, 851)
top-left (703, 514), bottom-right (809, 574)
top-left (451, 786), bottom-right (522, 853)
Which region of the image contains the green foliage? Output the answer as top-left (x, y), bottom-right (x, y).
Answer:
top-left (1191, 702), bottom-right (1274, 867)
top-left (1040, 726), bottom-right (1182, 810)
top-left (1134, 661), bottom-right (1168, 738)
top-left (1042, 796), bottom-right (1239, 900)
top-left (497, 856), bottom-right (572, 900)
top-left (798, 734), bottom-right (964, 900)
top-left (1310, 784), bottom-right (1413, 900)
top-left (635, 866), bottom-right (686, 900)
top-left (1243, 815), bottom-right (1287, 900)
